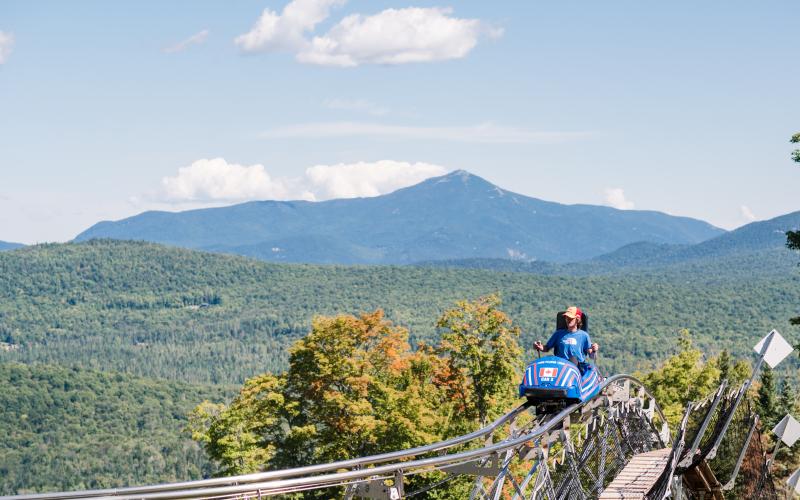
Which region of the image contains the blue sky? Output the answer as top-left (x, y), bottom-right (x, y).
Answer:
top-left (1, 0), bottom-right (798, 243)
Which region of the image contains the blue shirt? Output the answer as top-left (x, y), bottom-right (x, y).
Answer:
top-left (544, 329), bottom-right (592, 363)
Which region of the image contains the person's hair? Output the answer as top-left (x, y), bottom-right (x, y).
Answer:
top-left (575, 316), bottom-right (583, 329)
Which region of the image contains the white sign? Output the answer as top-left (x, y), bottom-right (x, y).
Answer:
top-left (788, 468), bottom-right (800, 494)
top-left (753, 329), bottom-right (794, 368)
top-left (772, 414), bottom-right (800, 448)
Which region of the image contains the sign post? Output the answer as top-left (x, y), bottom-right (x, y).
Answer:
top-left (770, 415), bottom-right (800, 472)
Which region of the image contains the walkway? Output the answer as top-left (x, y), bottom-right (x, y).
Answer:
top-left (599, 447), bottom-right (672, 499)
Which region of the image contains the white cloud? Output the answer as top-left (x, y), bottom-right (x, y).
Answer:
top-left (235, 1), bottom-right (499, 66)
top-left (164, 30), bottom-right (209, 54)
top-left (235, 0), bottom-right (344, 53)
top-left (604, 188), bottom-right (635, 210)
top-left (158, 158), bottom-right (310, 203)
top-left (299, 7), bottom-right (495, 67)
top-left (0, 31), bottom-right (15, 64)
top-left (740, 205), bottom-right (757, 222)
top-left (324, 98), bottom-right (389, 116)
top-left (305, 160), bottom-right (447, 198)
top-left (261, 121), bottom-right (587, 144)
top-left (152, 158), bottom-right (449, 205)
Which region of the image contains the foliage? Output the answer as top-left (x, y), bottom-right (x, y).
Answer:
top-left (716, 349), bottom-right (751, 388)
top-left (1, 240), bottom-right (798, 386)
top-left (2, 240), bottom-right (800, 492)
top-left (190, 310), bottom-right (455, 476)
top-left (640, 331), bottom-right (721, 426)
top-left (756, 365), bottom-right (779, 429)
top-left (0, 363), bottom-right (227, 495)
top-left (788, 133), bottom-right (800, 326)
top-left (436, 294), bottom-right (522, 427)
top-left (190, 298), bottom-right (523, 499)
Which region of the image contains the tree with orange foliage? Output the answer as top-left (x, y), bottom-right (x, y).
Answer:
top-left (189, 296), bottom-right (524, 495)
top-left (189, 309), bottom-right (450, 474)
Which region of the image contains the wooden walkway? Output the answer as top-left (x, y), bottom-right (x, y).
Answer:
top-left (599, 448), bottom-right (672, 499)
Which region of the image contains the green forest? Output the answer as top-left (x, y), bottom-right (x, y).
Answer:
top-left (0, 363), bottom-right (229, 494)
top-left (1, 239), bottom-right (798, 493)
top-left (1, 240), bottom-right (798, 383)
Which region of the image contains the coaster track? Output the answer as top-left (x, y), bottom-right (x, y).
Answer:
top-left (1, 373), bottom-right (779, 499)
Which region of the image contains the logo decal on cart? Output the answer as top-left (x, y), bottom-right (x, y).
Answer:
top-left (539, 367), bottom-right (558, 379)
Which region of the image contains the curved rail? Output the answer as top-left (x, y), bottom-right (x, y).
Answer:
top-left (2, 402), bottom-right (534, 500)
top-left (2, 375), bottom-right (666, 500)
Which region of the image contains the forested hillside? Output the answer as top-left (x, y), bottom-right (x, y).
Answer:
top-left (1, 239), bottom-right (798, 383)
top-left (1, 239), bottom-right (799, 494)
top-left (0, 363), bottom-right (228, 494)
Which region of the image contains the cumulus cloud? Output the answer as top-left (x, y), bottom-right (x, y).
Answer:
top-left (305, 160), bottom-right (447, 199)
top-left (324, 98), bottom-right (389, 116)
top-left (235, 0), bottom-right (344, 52)
top-left (261, 121), bottom-right (586, 144)
top-left (152, 158), bottom-right (449, 204)
top-left (604, 188), bottom-right (635, 210)
top-left (740, 205), bottom-right (757, 222)
top-left (158, 158), bottom-right (309, 203)
top-left (235, 0), bottom-right (498, 66)
top-left (164, 30), bottom-right (209, 53)
top-left (0, 31), bottom-right (15, 64)
top-left (299, 7), bottom-right (495, 67)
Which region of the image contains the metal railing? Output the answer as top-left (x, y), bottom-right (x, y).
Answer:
top-left (2, 375), bottom-right (667, 500)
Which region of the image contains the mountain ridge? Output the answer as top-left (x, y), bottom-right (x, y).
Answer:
top-left (75, 170), bottom-right (725, 264)
top-left (0, 241), bottom-right (24, 252)
top-left (414, 210), bottom-right (800, 274)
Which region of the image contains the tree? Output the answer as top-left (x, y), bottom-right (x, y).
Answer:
top-left (641, 330), bottom-right (721, 426)
top-left (189, 309), bottom-right (453, 475)
top-left (789, 132), bottom-right (800, 327)
top-left (756, 364), bottom-right (779, 429)
top-left (436, 294), bottom-right (523, 428)
top-left (778, 378), bottom-right (797, 419)
top-left (715, 349), bottom-right (751, 388)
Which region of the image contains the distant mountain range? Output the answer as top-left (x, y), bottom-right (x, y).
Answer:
top-left (417, 210), bottom-right (800, 274)
top-left (75, 171), bottom-right (724, 264)
top-left (0, 241), bottom-right (24, 252)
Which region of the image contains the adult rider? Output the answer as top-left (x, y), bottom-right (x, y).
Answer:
top-left (533, 306), bottom-right (599, 375)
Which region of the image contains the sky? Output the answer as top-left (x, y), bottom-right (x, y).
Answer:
top-left (0, 0), bottom-right (798, 244)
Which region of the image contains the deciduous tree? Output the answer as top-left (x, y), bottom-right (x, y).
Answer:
top-left (436, 294), bottom-right (523, 428)
top-left (640, 330), bottom-right (720, 426)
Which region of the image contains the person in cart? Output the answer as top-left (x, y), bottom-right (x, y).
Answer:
top-left (533, 306), bottom-right (599, 374)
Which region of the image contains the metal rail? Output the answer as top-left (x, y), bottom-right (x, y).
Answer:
top-left (1, 402), bottom-right (535, 500)
top-left (2, 374), bottom-right (666, 500)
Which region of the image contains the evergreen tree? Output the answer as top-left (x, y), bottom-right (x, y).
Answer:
top-left (756, 364), bottom-right (779, 429)
top-left (716, 349), bottom-right (732, 385)
top-left (778, 378), bottom-right (797, 419)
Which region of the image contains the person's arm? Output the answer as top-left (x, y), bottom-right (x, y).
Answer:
top-left (583, 332), bottom-right (598, 354)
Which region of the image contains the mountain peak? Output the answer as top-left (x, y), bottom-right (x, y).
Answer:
top-left (422, 169), bottom-right (496, 190)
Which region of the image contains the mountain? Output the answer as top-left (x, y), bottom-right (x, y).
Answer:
top-left (588, 210), bottom-right (800, 268)
top-left (0, 241), bottom-right (24, 251)
top-left (74, 171), bottom-right (724, 264)
top-left (418, 211), bottom-right (800, 275)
